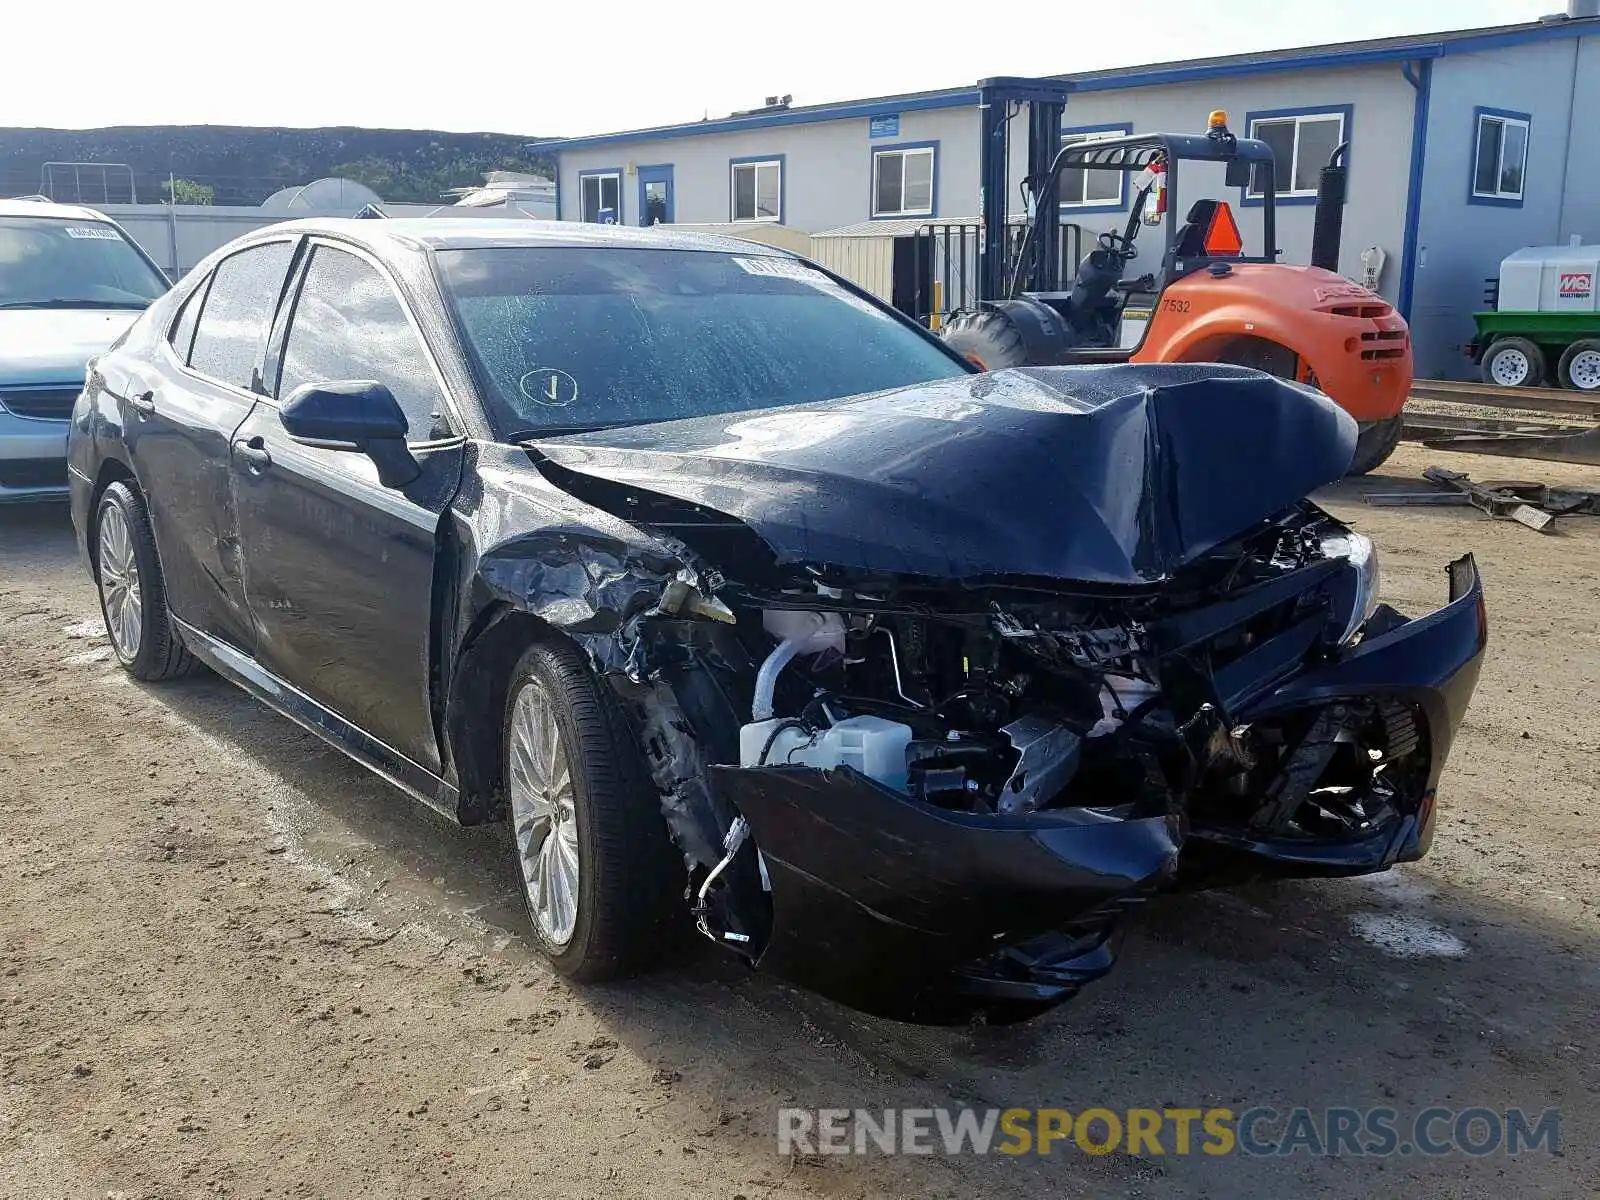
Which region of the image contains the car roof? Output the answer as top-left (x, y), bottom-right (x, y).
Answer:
top-left (0, 197), bottom-right (118, 222)
top-left (259, 217), bottom-right (796, 260)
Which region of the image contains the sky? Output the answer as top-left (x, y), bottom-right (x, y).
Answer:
top-left (1, 0), bottom-right (1564, 138)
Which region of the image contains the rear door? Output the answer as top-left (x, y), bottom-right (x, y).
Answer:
top-left (122, 237), bottom-right (297, 652)
top-left (229, 239), bottom-right (465, 773)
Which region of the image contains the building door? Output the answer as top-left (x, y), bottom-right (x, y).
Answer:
top-left (891, 235), bottom-right (934, 324)
top-left (638, 165), bottom-right (674, 226)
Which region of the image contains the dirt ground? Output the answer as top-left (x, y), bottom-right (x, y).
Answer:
top-left (1, 441), bottom-right (1596, 1200)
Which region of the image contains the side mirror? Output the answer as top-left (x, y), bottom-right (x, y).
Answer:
top-left (1226, 157), bottom-right (1256, 190)
top-left (279, 380), bottom-right (420, 489)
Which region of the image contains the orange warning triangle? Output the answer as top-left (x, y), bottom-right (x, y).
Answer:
top-left (1203, 202), bottom-right (1244, 257)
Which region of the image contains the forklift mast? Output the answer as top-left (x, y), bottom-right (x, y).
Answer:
top-left (977, 77), bottom-right (1074, 301)
top-left (975, 78), bottom-right (1293, 306)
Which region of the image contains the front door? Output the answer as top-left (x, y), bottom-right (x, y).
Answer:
top-left (638, 165), bottom-right (674, 226)
top-left (229, 240), bottom-right (464, 774)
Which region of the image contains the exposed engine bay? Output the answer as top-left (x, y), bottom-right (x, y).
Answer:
top-left (733, 510), bottom-right (1360, 819)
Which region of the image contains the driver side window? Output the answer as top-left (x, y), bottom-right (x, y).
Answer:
top-left (276, 245), bottom-right (453, 442)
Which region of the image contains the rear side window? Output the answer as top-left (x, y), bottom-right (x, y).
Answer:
top-left (276, 245), bottom-right (451, 441)
top-left (167, 282), bottom-right (205, 362)
top-left (188, 241), bottom-right (294, 391)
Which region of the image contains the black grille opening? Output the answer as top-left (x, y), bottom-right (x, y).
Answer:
top-left (0, 458), bottom-right (68, 489)
top-left (0, 386), bottom-right (81, 420)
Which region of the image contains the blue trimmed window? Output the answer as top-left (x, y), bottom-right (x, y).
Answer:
top-left (731, 156), bottom-right (783, 222)
top-left (1059, 124), bottom-right (1132, 211)
top-left (871, 141), bottom-right (937, 218)
top-left (1245, 107), bottom-right (1349, 202)
top-left (578, 169), bottom-right (622, 224)
top-left (1470, 107), bottom-right (1529, 207)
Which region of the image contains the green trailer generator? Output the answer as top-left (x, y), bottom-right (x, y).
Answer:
top-left (1469, 243), bottom-right (1600, 391)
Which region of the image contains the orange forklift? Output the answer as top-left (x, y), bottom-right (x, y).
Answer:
top-left (939, 78), bottom-right (1411, 474)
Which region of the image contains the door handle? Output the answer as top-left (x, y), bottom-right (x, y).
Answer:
top-left (127, 390), bottom-right (156, 415)
top-left (232, 437), bottom-right (272, 471)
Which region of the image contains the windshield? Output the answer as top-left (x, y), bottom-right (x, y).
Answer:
top-left (434, 246), bottom-right (970, 438)
top-left (0, 216), bottom-right (169, 309)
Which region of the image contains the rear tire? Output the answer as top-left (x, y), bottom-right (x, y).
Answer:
top-left (1556, 339), bottom-right (1600, 392)
top-left (1481, 337), bottom-right (1545, 388)
top-left (503, 637), bottom-right (681, 981)
top-left (941, 309), bottom-right (1031, 370)
top-left (94, 482), bottom-right (196, 682)
top-left (1348, 415), bottom-right (1404, 476)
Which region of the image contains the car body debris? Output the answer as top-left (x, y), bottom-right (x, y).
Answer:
top-left (1363, 466), bottom-right (1600, 532)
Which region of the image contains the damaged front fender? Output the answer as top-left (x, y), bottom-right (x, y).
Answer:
top-left (444, 446), bottom-right (722, 819)
top-left (476, 530), bottom-right (684, 638)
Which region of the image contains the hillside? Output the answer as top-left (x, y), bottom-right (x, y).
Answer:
top-left (0, 126), bottom-right (557, 206)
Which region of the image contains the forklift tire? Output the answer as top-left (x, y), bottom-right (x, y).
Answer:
top-left (1347, 415), bottom-right (1404, 476)
top-left (942, 309), bottom-right (1031, 371)
top-left (1480, 337), bottom-right (1546, 388)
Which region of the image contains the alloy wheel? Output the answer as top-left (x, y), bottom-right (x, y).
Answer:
top-left (98, 503), bottom-right (143, 661)
top-left (507, 680), bottom-right (581, 946)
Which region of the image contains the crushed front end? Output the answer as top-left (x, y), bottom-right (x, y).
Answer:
top-left (516, 366), bottom-right (1486, 1022)
top-left (591, 504), bottom-right (1484, 1023)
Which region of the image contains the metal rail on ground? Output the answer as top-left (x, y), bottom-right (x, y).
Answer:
top-left (1401, 380), bottom-right (1600, 465)
top-left (1409, 379), bottom-right (1600, 421)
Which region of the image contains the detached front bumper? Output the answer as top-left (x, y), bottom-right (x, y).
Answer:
top-left (709, 764), bottom-right (1180, 1022)
top-left (1201, 553), bottom-right (1488, 875)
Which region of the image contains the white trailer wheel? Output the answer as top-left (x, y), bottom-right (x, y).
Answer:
top-left (1481, 338), bottom-right (1546, 388)
top-left (1557, 340), bottom-right (1600, 392)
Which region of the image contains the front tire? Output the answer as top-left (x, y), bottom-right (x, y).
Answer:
top-left (94, 482), bottom-right (195, 681)
top-left (942, 309), bottom-right (1031, 370)
top-left (503, 638), bottom-right (680, 981)
top-left (1481, 337), bottom-right (1546, 388)
top-left (1348, 415), bottom-right (1404, 476)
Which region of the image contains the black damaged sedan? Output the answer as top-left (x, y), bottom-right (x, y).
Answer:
top-left (69, 220), bottom-right (1487, 1022)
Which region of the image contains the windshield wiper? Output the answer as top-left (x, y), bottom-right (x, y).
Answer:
top-left (510, 423), bottom-right (615, 441)
top-left (0, 298), bottom-right (153, 311)
top-left (510, 417), bottom-right (663, 442)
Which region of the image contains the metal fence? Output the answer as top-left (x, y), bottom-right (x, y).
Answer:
top-left (909, 220), bottom-right (1085, 328)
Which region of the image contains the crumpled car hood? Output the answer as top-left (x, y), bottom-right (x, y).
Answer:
top-left (528, 363), bottom-right (1357, 585)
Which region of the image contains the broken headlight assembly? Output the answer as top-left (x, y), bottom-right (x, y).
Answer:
top-left (1320, 530), bottom-right (1380, 646)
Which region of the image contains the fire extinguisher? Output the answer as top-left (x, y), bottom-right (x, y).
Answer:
top-left (1143, 160), bottom-right (1167, 226)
